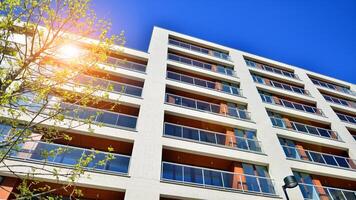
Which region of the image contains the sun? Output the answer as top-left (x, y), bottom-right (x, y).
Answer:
top-left (57, 44), bottom-right (82, 60)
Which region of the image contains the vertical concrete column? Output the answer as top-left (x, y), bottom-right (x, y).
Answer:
top-left (231, 51), bottom-right (304, 200)
top-left (124, 27), bottom-right (169, 200)
top-left (295, 70), bottom-right (356, 159)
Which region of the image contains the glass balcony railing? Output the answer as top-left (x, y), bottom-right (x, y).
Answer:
top-left (336, 112), bottom-right (356, 124)
top-left (106, 56), bottom-right (146, 73)
top-left (165, 93), bottom-right (251, 120)
top-left (298, 183), bottom-right (356, 200)
top-left (166, 71), bottom-right (243, 97)
top-left (161, 162), bottom-right (276, 196)
top-left (323, 94), bottom-right (356, 109)
top-left (164, 123), bottom-right (262, 153)
top-left (10, 141), bottom-right (130, 175)
top-left (281, 145), bottom-right (356, 170)
top-left (260, 94), bottom-right (324, 116)
top-left (253, 75), bottom-right (311, 96)
top-left (311, 78), bottom-right (356, 97)
top-left (270, 117), bottom-right (341, 141)
top-left (245, 60), bottom-right (299, 80)
top-left (168, 39), bottom-right (231, 61)
top-left (60, 102), bottom-right (137, 130)
top-left (167, 53), bottom-right (236, 77)
top-left (74, 74), bottom-right (143, 97)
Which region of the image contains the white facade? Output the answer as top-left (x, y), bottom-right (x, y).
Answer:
top-left (1, 27), bottom-right (356, 200)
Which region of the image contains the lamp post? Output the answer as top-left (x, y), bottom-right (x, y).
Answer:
top-left (282, 175), bottom-right (299, 200)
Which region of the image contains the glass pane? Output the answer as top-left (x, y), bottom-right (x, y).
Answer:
top-left (54, 147), bottom-right (83, 165)
top-left (116, 115), bottom-right (137, 129)
top-left (96, 112), bottom-right (118, 126)
top-left (317, 129), bottom-right (331, 138)
top-left (304, 106), bottom-right (315, 113)
top-left (125, 86), bottom-right (142, 96)
top-left (328, 188), bottom-right (347, 200)
top-left (181, 75), bottom-right (194, 84)
top-left (343, 191), bottom-right (356, 199)
top-left (294, 104), bottom-right (304, 111)
top-left (30, 143), bottom-right (57, 161)
top-left (182, 98), bottom-right (196, 108)
top-left (309, 152), bottom-right (325, 164)
top-left (207, 82), bottom-right (215, 89)
top-left (273, 82), bottom-right (283, 88)
top-left (203, 170), bottom-right (223, 187)
top-left (283, 84), bottom-right (292, 91)
top-left (78, 108), bottom-right (97, 120)
top-left (167, 72), bottom-right (180, 80)
top-left (85, 151), bottom-right (106, 169)
top-left (306, 126), bottom-right (319, 135)
top-left (323, 155), bottom-right (338, 166)
top-left (236, 138), bottom-right (248, 150)
top-left (231, 87), bottom-right (240, 95)
top-left (295, 123), bottom-right (308, 132)
top-left (238, 110), bottom-right (248, 119)
top-left (282, 100), bottom-right (294, 108)
top-left (283, 146), bottom-right (298, 159)
top-left (183, 127), bottom-right (199, 140)
top-left (162, 163), bottom-right (183, 181)
top-left (222, 85), bottom-right (231, 93)
top-left (211, 104), bottom-right (220, 113)
top-left (200, 131), bottom-right (217, 144)
top-left (195, 79), bottom-right (207, 87)
top-left (197, 101), bottom-right (211, 112)
top-left (335, 157), bottom-right (350, 168)
top-left (164, 124), bottom-right (182, 137)
top-left (184, 167), bottom-right (203, 184)
top-left (106, 156), bottom-right (130, 173)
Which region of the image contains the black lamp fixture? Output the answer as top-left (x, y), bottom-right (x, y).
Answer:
top-left (282, 175), bottom-right (299, 200)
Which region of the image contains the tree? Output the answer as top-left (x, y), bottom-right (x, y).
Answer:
top-left (0, 0), bottom-right (124, 199)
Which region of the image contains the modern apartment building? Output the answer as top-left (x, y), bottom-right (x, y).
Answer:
top-left (1, 27), bottom-right (356, 200)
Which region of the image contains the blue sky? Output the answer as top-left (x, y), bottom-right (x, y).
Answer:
top-left (92, 0), bottom-right (356, 83)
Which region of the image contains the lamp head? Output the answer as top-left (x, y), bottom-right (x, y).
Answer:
top-left (283, 175), bottom-right (298, 189)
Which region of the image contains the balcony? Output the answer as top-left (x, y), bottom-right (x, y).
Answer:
top-left (281, 145), bottom-right (356, 171)
top-left (252, 75), bottom-right (310, 96)
top-left (164, 122), bottom-right (262, 153)
top-left (74, 74), bottom-right (143, 97)
top-left (161, 162), bottom-right (275, 196)
top-left (323, 94), bottom-right (356, 109)
top-left (168, 53), bottom-right (236, 77)
top-left (106, 56), bottom-right (146, 73)
top-left (260, 93), bottom-right (324, 116)
top-left (336, 112), bottom-right (356, 125)
top-left (294, 172), bottom-right (356, 200)
top-left (298, 183), bottom-right (356, 200)
top-left (165, 93), bottom-right (251, 120)
top-left (168, 38), bottom-right (231, 61)
top-left (270, 117), bottom-right (341, 141)
top-left (245, 59), bottom-right (299, 80)
top-left (60, 102), bottom-right (137, 130)
top-left (10, 141), bottom-right (131, 175)
top-left (2, 177), bottom-right (126, 200)
top-left (311, 78), bottom-right (356, 97)
top-left (167, 70), bottom-right (243, 97)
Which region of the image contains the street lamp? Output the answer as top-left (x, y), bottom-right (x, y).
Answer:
top-left (282, 175), bottom-right (298, 200)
